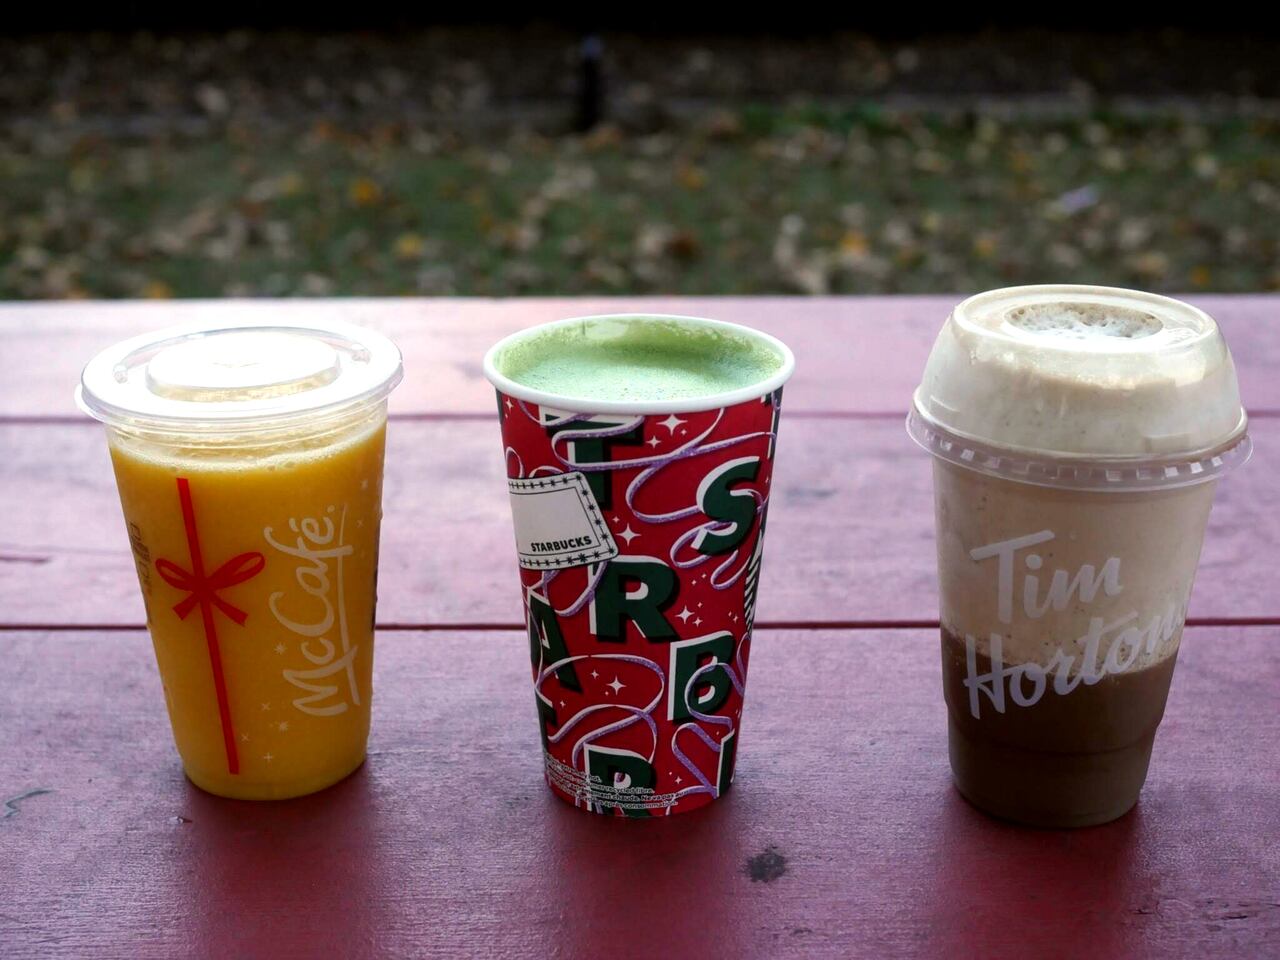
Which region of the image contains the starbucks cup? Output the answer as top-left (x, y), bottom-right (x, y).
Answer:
top-left (77, 320), bottom-right (402, 800)
top-left (484, 314), bottom-right (795, 816)
top-left (908, 285), bottom-right (1251, 827)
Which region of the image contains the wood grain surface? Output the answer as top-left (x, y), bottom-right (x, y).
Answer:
top-left (6, 296), bottom-right (1280, 418)
top-left (2, 418), bottom-right (1275, 628)
top-left (3, 299), bottom-right (1278, 960)
top-left (1, 628), bottom-right (1276, 959)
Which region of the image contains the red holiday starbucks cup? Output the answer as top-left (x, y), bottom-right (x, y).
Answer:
top-left (484, 314), bottom-right (795, 816)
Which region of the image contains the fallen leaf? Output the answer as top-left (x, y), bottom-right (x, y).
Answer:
top-left (667, 230), bottom-right (699, 261)
top-left (677, 163), bottom-right (707, 190)
top-left (840, 231), bottom-right (870, 256)
top-left (349, 177), bottom-right (383, 206)
top-left (394, 232), bottom-right (426, 260)
top-left (584, 124), bottom-right (623, 151)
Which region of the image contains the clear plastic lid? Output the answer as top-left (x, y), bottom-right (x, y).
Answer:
top-left (76, 318), bottom-right (403, 436)
top-left (908, 285), bottom-right (1251, 490)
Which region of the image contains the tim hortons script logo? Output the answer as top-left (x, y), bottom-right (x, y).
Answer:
top-left (962, 530), bottom-right (1179, 720)
top-left (264, 506), bottom-right (362, 716)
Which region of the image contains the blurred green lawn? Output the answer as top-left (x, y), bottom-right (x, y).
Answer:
top-left (3, 107), bottom-right (1278, 298)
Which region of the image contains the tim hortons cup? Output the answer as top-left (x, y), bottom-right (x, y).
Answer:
top-left (484, 314), bottom-right (795, 816)
top-left (909, 285), bottom-right (1251, 827)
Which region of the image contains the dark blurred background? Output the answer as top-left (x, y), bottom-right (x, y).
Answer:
top-left (3, 15), bottom-right (1279, 299)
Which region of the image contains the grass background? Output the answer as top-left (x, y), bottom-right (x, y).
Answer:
top-left (4, 31), bottom-right (1279, 298)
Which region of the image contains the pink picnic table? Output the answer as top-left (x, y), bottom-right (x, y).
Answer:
top-left (1, 297), bottom-right (1277, 958)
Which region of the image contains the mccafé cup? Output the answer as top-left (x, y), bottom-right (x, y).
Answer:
top-left (484, 314), bottom-right (795, 816)
top-left (78, 320), bottom-right (402, 799)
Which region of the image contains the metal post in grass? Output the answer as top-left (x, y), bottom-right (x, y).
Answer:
top-left (577, 31), bottom-right (605, 131)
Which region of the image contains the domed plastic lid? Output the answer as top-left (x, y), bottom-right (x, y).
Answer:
top-left (77, 318), bottom-right (402, 435)
top-left (908, 285), bottom-right (1251, 490)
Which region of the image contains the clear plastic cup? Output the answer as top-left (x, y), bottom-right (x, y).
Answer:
top-left (77, 319), bottom-right (402, 800)
top-left (908, 285), bottom-right (1251, 827)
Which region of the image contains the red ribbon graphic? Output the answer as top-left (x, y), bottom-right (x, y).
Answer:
top-left (155, 478), bottom-right (265, 776)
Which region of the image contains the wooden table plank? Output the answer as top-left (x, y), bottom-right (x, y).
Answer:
top-left (3, 418), bottom-right (1277, 628)
top-left (3, 296), bottom-right (1279, 418)
top-left (1, 627), bottom-right (1276, 959)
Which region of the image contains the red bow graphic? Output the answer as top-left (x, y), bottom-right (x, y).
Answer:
top-left (156, 552), bottom-right (265, 625)
top-left (155, 477), bottom-right (266, 776)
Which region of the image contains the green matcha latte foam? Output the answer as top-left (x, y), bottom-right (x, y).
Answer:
top-left (484, 314), bottom-right (794, 412)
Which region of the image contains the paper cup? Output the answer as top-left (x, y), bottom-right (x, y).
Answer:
top-left (485, 314), bottom-right (795, 816)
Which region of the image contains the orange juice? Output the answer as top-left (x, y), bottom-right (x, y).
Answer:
top-left (79, 321), bottom-right (402, 799)
top-left (109, 416), bottom-right (386, 798)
